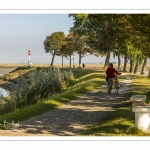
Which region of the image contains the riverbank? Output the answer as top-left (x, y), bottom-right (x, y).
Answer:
top-left (0, 67), bottom-right (17, 95)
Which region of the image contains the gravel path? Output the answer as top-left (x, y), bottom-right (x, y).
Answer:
top-left (0, 74), bottom-right (132, 136)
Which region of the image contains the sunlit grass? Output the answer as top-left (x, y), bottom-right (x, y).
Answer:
top-left (80, 106), bottom-right (150, 136)
top-left (130, 75), bottom-right (150, 104)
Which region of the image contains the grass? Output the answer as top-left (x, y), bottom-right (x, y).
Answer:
top-left (130, 75), bottom-right (150, 103)
top-left (80, 106), bottom-right (150, 136)
top-left (0, 68), bottom-right (106, 129)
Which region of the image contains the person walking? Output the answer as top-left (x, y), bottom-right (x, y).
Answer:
top-left (106, 63), bottom-right (121, 94)
top-left (82, 63), bottom-right (85, 69)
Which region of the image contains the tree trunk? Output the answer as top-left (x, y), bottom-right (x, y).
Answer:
top-left (104, 53), bottom-right (110, 69)
top-left (129, 58), bottom-right (134, 73)
top-left (79, 52), bottom-right (82, 68)
top-left (69, 55), bottom-right (71, 68)
top-left (117, 54), bottom-right (121, 71)
top-left (134, 55), bottom-right (139, 74)
top-left (50, 52), bottom-right (55, 66)
top-left (62, 54), bottom-right (63, 68)
top-left (141, 56), bottom-right (147, 75)
top-left (123, 53), bottom-right (128, 71)
top-left (148, 68), bottom-right (150, 77)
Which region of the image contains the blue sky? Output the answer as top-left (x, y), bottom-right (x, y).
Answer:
top-left (0, 0), bottom-right (150, 66)
top-left (0, 14), bottom-right (120, 64)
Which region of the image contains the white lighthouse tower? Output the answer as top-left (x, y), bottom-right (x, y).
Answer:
top-left (27, 48), bottom-right (32, 67)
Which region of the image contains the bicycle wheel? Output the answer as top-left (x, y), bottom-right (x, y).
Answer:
top-left (115, 81), bottom-right (120, 94)
top-left (116, 87), bottom-right (119, 94)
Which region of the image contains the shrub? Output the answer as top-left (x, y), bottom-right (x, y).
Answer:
top-left (0, 96), bottom-right (16, 115)
top-left (10, 67), bottom-right (74, 108)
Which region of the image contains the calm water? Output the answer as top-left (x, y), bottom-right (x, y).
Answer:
top-left (0, 88), bottom-right (9, 97)
top-left (0, 74), bottom-right (9, 97)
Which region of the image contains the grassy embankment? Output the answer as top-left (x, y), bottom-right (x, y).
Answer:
top-left (0, 66), bottom-right (106, 129)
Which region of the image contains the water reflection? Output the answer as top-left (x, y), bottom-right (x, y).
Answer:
top-left (0, 74), bottom-right (9, 97)
top-left (0, 88), bottom-right (9, 97)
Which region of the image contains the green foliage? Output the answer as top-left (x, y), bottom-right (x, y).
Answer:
top-left (70, 14), bottom-right (150, 71)
top-left (0, 97), bottom-right (16, 115)
top-left (43, 32), bottom-right (66, 66)
top-left (61, 32), bottom-right (76, 67)
top-left (9, 67), bottom-right (74, 108)
top-left (130, 75), bottom-right (150, 103)
top-left (43, 32), bottom-right (66, 53)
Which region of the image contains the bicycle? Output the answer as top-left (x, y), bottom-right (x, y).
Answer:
top-left (114, 74), bottom-right (120, 94)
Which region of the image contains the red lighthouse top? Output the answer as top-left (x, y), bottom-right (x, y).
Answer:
top-left (28, 49), bottom-right (31, 56)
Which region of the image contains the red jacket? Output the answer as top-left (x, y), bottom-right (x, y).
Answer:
top-left (106, 67), bottom-right (120, 78)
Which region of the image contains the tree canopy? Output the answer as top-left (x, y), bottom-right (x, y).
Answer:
top-left (43, 32), bottom-right (66, 66)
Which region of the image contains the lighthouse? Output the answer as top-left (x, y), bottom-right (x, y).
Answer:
top-left (27, 48), bottom-right (32, 67)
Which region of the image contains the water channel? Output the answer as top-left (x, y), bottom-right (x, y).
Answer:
top-left (0, 74), bottom-right (9, 97)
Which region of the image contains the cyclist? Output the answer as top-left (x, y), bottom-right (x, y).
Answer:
top-left (106, 63), bottom-right (121, 94)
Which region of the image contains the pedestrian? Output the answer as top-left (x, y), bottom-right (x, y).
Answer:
top-left (82, 63), bottom-right (85, 69)
top-left (106, 63), bottom-right (121, 94)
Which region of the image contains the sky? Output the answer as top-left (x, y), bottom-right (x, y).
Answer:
top-left (0, 14), bottom-right (118, 64)
top-left (1, 1), bottom-right (150, 65)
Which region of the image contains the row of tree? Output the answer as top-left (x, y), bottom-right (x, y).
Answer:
top-left (43, 14), bottom-right (150, 74)
top-left (43, 30), bottom-right (99, 68)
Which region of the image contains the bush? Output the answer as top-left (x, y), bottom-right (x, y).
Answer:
top-left (10, 67), bottom-right (74, 108)
top-left (0, 97), bottom-right (16, 115)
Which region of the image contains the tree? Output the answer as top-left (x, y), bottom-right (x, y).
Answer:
top-left (60, 40), bottom-right (68, 68)
top-left (74, 35), bottom-right (97, 67)
top-left (63, 32), bottom-right (76, 67)
top-left (69, 14), bottom-right (89, 36)
top-left (141, 56), bottom-right (148, 75)
top-left (130, 14), bottom-right (150, 57)
top-left (76, 14), bottom-right (132, 69)
top-left (69, 14), bottom-right (100, 67)
top-left (104, 52), bottom-right (111, 69)
top-left (43, 32), bottom-right (66, 66)
top-left (69, 14), bottom-right (150, 71)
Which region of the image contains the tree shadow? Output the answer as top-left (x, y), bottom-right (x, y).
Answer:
top-left (12, 82), bottom-right (132, 136)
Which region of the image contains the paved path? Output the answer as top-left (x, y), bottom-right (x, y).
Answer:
top-left (0, 74), bottom-right (132, 136)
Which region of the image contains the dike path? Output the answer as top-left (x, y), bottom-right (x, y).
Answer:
top-left (0, 74), bottom-right (132, 136)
